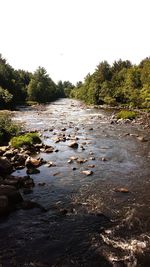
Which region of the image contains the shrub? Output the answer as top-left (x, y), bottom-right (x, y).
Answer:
top-left (116, 110), bottom-right (137, 120)
top-left (10, 133), bottom-right (41, 148)
top-left (0, 113), bottom-right (20, 145)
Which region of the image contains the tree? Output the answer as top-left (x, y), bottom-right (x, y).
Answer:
top-left (0, 87), bottom-right (13, 109)
top-left (27, 67), bottom-right (57, 103)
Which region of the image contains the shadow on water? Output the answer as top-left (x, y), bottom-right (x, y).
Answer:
top-left (0, 184), bottom-right (114, 267)
top-left (0, 99), bottom-right (150, 266)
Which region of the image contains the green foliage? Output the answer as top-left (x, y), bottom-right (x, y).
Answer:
top-left (0, 54), bottom-right (67, 108)
top-left (27, 67), bottom-right (57, 103)
top-left (0, 54), bottom-right (32, 107)
top-left (1, 53), bottom-right (150, 109)
top-left (71, 58), bottom-right (150, 109)
top-left (10, 132), bottom-right (41, 148)
top-left (0, 113), bottom-right (20, 145)
top-left (0, 87), bottom-right (13, 108)
top-left (116, 110), bottom-right (137, 120)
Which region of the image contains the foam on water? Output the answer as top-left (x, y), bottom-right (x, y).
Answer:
top-left (100, 209), bottom-right (150, 266)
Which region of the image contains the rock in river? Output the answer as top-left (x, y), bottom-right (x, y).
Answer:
top-left (68, 141), bottom-right (79, 148)
top-left (0, 157), bottom-right (13, 176)
top-left (81, 170), bottom-right (93, 176)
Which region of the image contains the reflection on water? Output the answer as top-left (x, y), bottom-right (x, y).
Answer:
top-left (0, 98), bottom-right (150, 266)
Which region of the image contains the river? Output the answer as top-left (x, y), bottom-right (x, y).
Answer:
top-left (0, 98), bottom-right (150, 266)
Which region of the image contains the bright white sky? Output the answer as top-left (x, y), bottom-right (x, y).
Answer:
top-left (0, 0), bottom-right (150, 84)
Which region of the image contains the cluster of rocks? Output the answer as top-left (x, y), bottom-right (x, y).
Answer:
top-left (0, 156), bottom-right (36, 216)
top-left (110, 113), bottom-right (150, 128)
top-left (0, 143), bottom-right (57, 216)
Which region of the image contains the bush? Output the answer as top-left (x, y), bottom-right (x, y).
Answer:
top-left (10, 133), bottom-right (41, 148)
top-left (0, 113), bottom-right (20, 145)
top-left (116, 110), bottom-right (137, 120)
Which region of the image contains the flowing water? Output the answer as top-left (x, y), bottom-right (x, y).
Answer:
top-left (0, 98), bottom-right (150, 267)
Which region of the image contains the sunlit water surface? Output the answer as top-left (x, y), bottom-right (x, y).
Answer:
top-left (0, 99), bottom-right (150, 267)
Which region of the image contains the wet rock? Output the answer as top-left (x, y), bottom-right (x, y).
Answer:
top-left (0, 157), bottom-right (13, 176)
top-left (67, 159), bottom-right (73, 164)
top-left (0, 146), bottom-right (9, 154)
top-left (110, 119), bottom-right (117, 124)
top-left (53, 172), bottom-right (60, 176)
top-left (0, 195), bottom-right (9, 215)
top-left (26, 168), bottom-right (40, 175)
top-left (68, 141), bottom-right (78, 148)
top-left (114, 187), bottom-right (129, 193)
top-left (23, 188), bottom-right (33, 195)
top-left (70, 156), bottom-right (78, 160)
top-left (137, 136), bottom-right (148, 142)
top-left (44, 147), bottom-right (54, 153)
top-left (21, 200), bottom-right (46, 211)
top-left (88, 165), bottom-right (95, 168)
top-left (1, 178), bottom-right (20, 188)
top-left (38, 182), bottom-right (46, 186)
top-left (52, 137), bottom-right (61, 143)
top-left (3, 149), bottom-right (15, 158)
top-left (61, 127), bottom-right (66, 131)
top-left (101, 157), bottom-right (107, 161)
top-left (22, 177), bottom-right (35, 188)
top-left (77, 158), bottom-right (87, 164)
top-left (34, 143), bottom-right (43, 149)
top-left (59, 208), bottom-right (68, 215)
top-left (46, 161), bottom-right (56, 167)
top-left (130, 133), bottom-right (139, 137)
top-left (11, 153), bottom-right (27, 166)
top-left (0, 185), bottom-right (23, 204)
top-left (81, 170), bottom-right (93, 176)
top-left (25, 157), bottom-right (41, 168)
top-left (89, 157), bottom-right (95, 160)
top-left (15, 165), bottom-right (25, 170)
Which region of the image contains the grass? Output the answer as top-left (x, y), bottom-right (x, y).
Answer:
top-left (10, 132), bottom-right (41, 148)
top-left (116, 110), bottom-right (137, 120)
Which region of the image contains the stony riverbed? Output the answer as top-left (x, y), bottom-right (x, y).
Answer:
top-left (0, 98), bottom-right (150, 267)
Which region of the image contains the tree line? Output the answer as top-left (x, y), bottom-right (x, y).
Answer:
top-left (0, 54), bottom-right (150, 109)
top-left (0, 54), bottom-right (74, 109)
top-left (70, 58), bottom-right (150, 108)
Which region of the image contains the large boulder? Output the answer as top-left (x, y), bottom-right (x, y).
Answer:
top-left (0, 185), bottom-right (23, 205)
top-left (0, 195), bottom-right (9, 215)
top-left (0, 157), bottom-right (13, 176)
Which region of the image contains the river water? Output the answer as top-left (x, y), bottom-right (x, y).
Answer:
top-left (0, 98), bottom-right (150, 267)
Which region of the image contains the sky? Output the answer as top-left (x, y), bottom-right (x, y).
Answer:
top-left (0, 0), bottom-right (150, 84)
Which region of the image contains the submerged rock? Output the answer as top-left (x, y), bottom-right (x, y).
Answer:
top-left (26, 168), bottom-right (40, 175)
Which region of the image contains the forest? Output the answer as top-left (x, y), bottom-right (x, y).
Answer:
top-left (0, 53), bottom-right (150, 109)
top-left (0, 54), bottom-right (73, 109)
top-left (71, 58), bottom-right (150, 109)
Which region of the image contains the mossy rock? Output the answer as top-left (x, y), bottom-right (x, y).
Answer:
top-left (116, 110), bottom-right (137, 120)
top-left (10, 133), bottom-right (41, 148)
